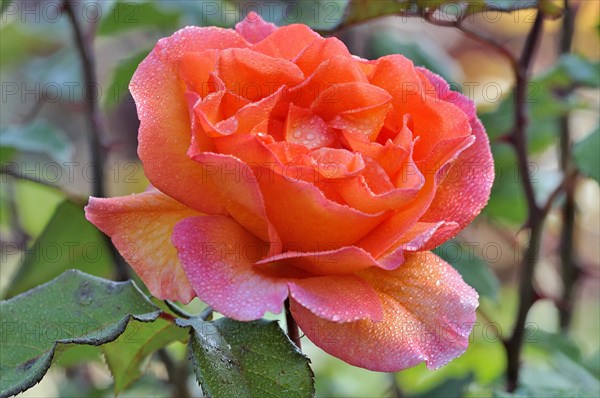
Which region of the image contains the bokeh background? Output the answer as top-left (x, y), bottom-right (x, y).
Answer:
top-left (1, 1), bottom-right (598, 397)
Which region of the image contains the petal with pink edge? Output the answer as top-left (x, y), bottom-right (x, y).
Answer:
top-left (84, 190), bottom-right (199, 303)
top-left (289, 275), bottom-right (383, 322)
top-left (172, 215), bottom-right (289, 321)
top-left (291, 251), bottom-right (478, 371)
top-left (416, 69), bottom-right (495, 249)
top-left (130, 27), bottom-right (248, 214)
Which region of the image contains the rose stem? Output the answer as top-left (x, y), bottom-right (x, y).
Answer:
top-left (284, 299), bottom-right (302, 350)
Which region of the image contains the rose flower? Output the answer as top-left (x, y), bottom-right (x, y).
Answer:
top-left (86, 12), bottom-right (493, 371)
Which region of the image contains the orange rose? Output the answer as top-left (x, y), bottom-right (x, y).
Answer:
top-left (86, 12), bottom-right (493, 371)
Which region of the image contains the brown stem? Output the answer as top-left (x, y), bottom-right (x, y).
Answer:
top-left (504, 11), bottom-right (545, 392)
top-left (63, 1), bottom-right (129, 281)
top-left (557, 0), bottom-right (579, 333)
top-left (284, 299), bottom-right (302, 350)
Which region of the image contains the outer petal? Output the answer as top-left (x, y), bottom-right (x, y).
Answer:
top-left (291, 251), bottom-right (478, 371)
top-left (172, 215), bottom-right (289, 321)
top-left (130, 27), bottom-right (248, 214)
top-left (417, 69), bottom-right (495, 248)
top-left (289, 275), bottom-right (383, 322)
top-left (84, 190), bottom-right (200, 303)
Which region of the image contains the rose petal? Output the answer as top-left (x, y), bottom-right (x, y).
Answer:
top-left (417, 70), bottom-right (495, 248)
top-left (368, 55), bottom-right (472, 160)
top-left (179, 50), bottom-right (220, 98)
top-left (256, 245), bottom-right (398, 275)
top-left (288, 55), bottom-right (368, 108)
top-left (289, 275), bottom-right (383, 322)
top-left (172, 215), bottom-right (289, 321)
top-left (307, 148), bottom-right (365, 179)
top-left (284, 104), bottom-right (337, 149)
top-left (291, 251), bottom-right (478, 371)
top-left (252, 24), bottom-right (320, 60)
top-left (131, 27), bottom-right (248, 214)
top-left (190, 152), bottom-right (279, 248)
top-left (235, 11), bottom-right (277, 44)
top-left (255, 166), bottom-right (388, 252)
top-left (217, 48), bottom-right (305, 101)
top-left (84, 190), bottom-right (199, 303)
top-left (310, 82), bottom-right (392, 123)
top-left (357, 135), bottom-right (474, 257)
top-left (294, 37), bottom-right (354, 76)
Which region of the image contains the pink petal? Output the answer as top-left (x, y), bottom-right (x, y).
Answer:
top-left (289, 275), bottom-right (383, 322)
top-left (85, 190), bottom-right (199, 303)
top-left (291, 251), bottom-right (478, 371)
top-left (172, 215), bottom-right (288, 321)
top-left (235, 12), bottom-right (277, 44)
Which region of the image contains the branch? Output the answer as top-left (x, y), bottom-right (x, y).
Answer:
top-left (557, 0), bottom-right (579, 332)
top-left (63, 1), bottom-right (129, 281)
top-left (504, 11), bottom-right (546, 392)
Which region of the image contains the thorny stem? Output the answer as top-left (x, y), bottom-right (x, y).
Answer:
top-left (63, 1), bottom-right (129, 282)
top-left (284, 299), bottom-right (302, 350)
top-left (557, 0), bottom-right (579, 332)
top-left (504, 11), bottom-right (545, 392)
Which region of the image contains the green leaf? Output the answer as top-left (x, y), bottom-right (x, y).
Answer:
top-left (102, 318), bottom-right (188, 394)
top-left (104, 49), bottom-right (151, 108)
top-left (516, 331), bottom-right (600, 397)
top-left (0, 22), bottom-right (62, 68)
top-left (433, 240), bottom-right (500, 300)
top-left (98, 1), bottom-right (181, 36)
top-left (0, 147), bottom-right (16, 164)
top-left (540, 54), bottom-right (600, 89)
top-left (0, 121), bottom-right (73, 164)
top-left (177, 317), bottom-right (314, 398)
top-left (14, 181), bottom-right (64, 238)
top-left (0, 270), bottom-right (160, 397)
top-left (4, 201), bottom-right (113, 299)
top-left (573, 127), bottom-right (600, 182)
